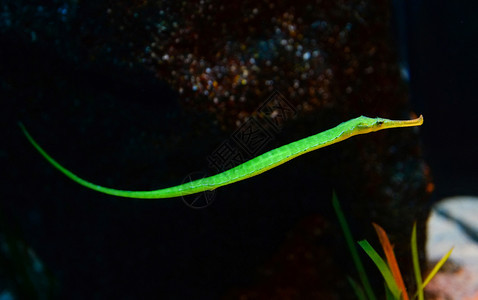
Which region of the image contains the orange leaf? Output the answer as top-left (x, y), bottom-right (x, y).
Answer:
top-left (372, 223), bottom-right (408, 300)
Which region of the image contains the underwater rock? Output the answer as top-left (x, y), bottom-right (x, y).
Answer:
top-left (425, 196), bottom-right (478, 299)
top-left (0, 209), bottom-right (58, 299)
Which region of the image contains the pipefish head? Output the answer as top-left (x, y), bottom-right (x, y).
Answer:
top-left (353, 115), bottom-right (424, 135)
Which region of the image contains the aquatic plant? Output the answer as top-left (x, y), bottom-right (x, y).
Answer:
top-left (333, 193), bottom-right (453, 299)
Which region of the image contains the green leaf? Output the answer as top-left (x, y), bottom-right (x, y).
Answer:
top-left (422, 247), bottom-right (454, 289)
top-left (411, 223), bottom-right (424, 300)
top-left (332, 192), bottom-right (376, 300)
top-left (385, 283), bottom-right (396, 300)
top-left (358, 240), bottom-right (402, 299)
top-left (347, 276), bottom-right (367, 300)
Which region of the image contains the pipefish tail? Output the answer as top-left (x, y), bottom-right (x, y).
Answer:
top-left (19, 115), bottom-right (423, 199)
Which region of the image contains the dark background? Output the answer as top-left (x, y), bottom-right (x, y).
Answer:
top-left (1, 0), bottom-right (477, 298)
top-left (408, 0), bottom-right (478, 200)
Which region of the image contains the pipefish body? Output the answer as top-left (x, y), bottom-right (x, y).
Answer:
top-left (19, 115), bottom-right (423, 199)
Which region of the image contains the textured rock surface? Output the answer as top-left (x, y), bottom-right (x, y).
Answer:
top-left (426, 196), bottom-right (478, 299)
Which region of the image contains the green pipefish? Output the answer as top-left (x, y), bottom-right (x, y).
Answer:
top-left (19, 115), bottom-right (423, 199)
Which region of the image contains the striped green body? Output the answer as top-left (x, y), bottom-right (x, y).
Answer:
top-left (20, 115), bottom-right (423, 199)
